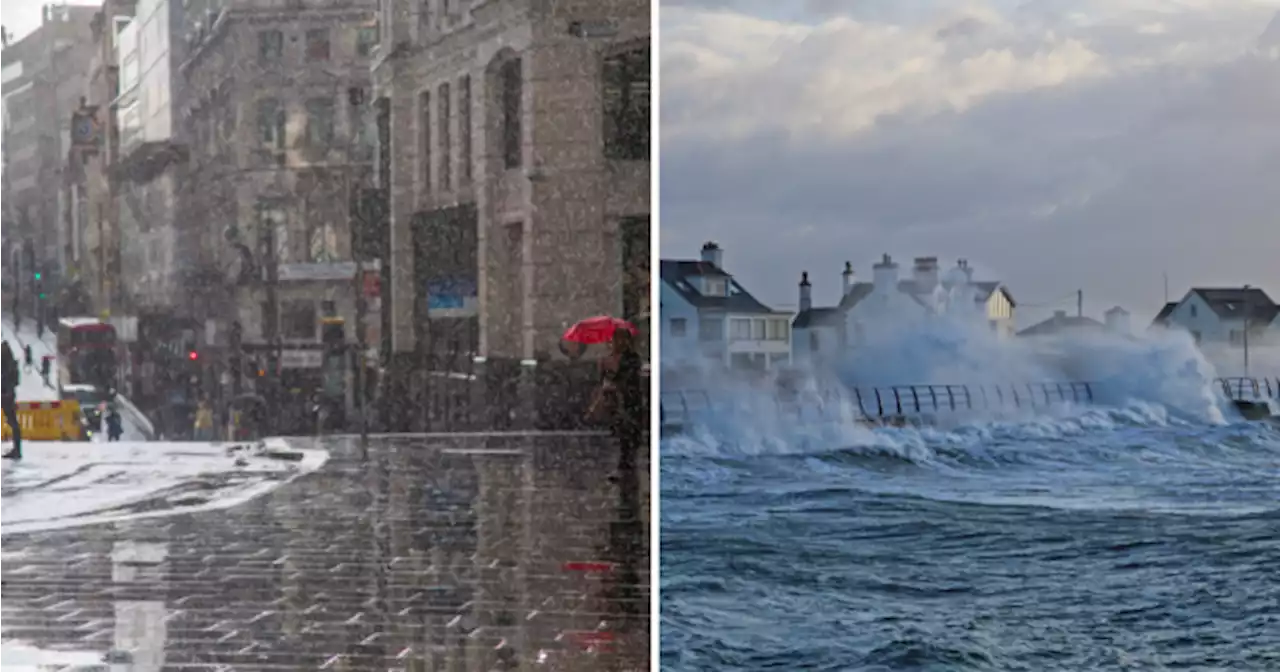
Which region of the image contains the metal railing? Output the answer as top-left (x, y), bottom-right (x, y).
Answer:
top-left (661, 377), bottom-right (1280, 431)
top-left (661, 381), bottom-right (1095, 430)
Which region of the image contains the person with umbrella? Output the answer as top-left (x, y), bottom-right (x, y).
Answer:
top-left (576, 317), bottom-right (644, 473)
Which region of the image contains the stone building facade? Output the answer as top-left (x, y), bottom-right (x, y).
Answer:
top-left (371, 0), bottom-right (651, 370)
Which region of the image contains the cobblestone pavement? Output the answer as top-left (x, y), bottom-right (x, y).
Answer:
top-left (1, 432), bottom-right (651, 670)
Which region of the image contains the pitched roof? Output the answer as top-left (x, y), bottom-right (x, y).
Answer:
top-left (1017, 314), bottom-right (1104, 337)
top-left (792, 307), bottom-right (844, 329)
top-left (660, 259), bottom-right (777, 315)
top-left (1151, 302), bottom-right (1177, 325)
top-left (1190, 287), bottom-right (1277, 323)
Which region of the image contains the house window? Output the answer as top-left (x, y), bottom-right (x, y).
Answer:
top-left (1229, 330), bottom-right (1244, 346)
top-left (458, 74), bottom-right (472, 184)
top-left (281, 301), bottom-right (318, 340)
top-left (1189, 305), bottom-right (1197, 318)
top-left (305, 97), bottom-right (335, 148)
top-left (810, 331), bottom-right (820, 353)
top-left (356, 26), bottom-right (378, 57)
top-left (259, 30), bottom-right (284, 61)
top-left (351, 96), bottom-right (373, 159)
top-left (752, 319), bottom-right (766, 341)
top-left (305, 28), bottom-right (330, 60)
top-left (257, 98), bottom-right (285, 147)
top-left (730, 318), bottom-right (751, 341)
top-left (500, 58), bottom-right (522, 169)
top-left (438, 81), bottom-right (452, 191)
top-left (704, 278), bottom-right (726, 297)
top-left (620, 216), bottom-right (649, 323)
top-left (602, 46), bottom-right (650, 160)
top-left (257, 199), bottom-right (289, 263)
top-left (767, 319), bottom-right (788, 341)
top-left (670, 318), bottom-right (687, 337)
top-left (699, 319), bottom-right (722, 342)
top-left (418, 90), bottom-right (431, 193)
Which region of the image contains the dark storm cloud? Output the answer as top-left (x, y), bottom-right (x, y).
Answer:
top-left (660, 2), bottom-right (1280, 322)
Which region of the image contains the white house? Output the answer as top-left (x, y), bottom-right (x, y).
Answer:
top-left (660, 242), bottom-right (794, 371)
top-left (1150, 287), bottom-right (1280, 347)
top-left (1018, 306), bottom-right (1132, 338)
top-left (792, 255), bottom-right (1017, 362)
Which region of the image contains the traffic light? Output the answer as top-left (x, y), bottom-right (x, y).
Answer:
top-left (188, 350), bottom-right (199, 361)
top-left (33, 271), bottom-right (41, 281)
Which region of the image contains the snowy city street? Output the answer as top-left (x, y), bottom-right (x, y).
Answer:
top-left (1, 434), bottom-right (649, 668)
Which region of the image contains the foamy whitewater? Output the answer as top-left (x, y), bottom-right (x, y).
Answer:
top-left (661, 310), bottom-right (1280, 670)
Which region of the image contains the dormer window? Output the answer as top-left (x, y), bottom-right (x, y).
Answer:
top-left (704, 277), bottom-right (726, 296)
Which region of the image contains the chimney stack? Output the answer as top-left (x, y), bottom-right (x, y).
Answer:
top-left (799, 271), bottom-right (812, 312)
top-left (1105, 306), bottom-right (1131, 334)
top-left (700, 241), bottom-right (723, 269)
top-left (872, 254), bottom-right (899, 293)
top-left (841, 261), bottom-right (854, 296)
top-left (913, 257), bottom-right (939, 292)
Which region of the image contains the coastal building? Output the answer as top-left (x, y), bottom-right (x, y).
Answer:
top-left (792, 255), bottom-right (1017, 362)
top-left (660, 242), bottom-right (793, 371)
top-left (1150, 287), bottom-right (1279, 346)
top-left (1017, 306), bottom-right (1131, 338)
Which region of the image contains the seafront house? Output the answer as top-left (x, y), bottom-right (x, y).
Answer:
top-left (660, 242), bottom-right (793, 372)
top-left (1018, 306), bottom-right (1131, 338)
top-left (1149, 287), bottom-right (1280, 347)
top-left (792, 255), bottom-right (1017, 363)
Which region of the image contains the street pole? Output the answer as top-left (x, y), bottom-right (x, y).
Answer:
top-left (262, 221), bottom-right (280, 421)
top-left (353, 183), bottom-right (369, 445)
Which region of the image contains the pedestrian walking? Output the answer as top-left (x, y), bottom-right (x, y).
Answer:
top-left (2, 341), bottom-right (23, 459)
top-left (23, 344), bottom-right (33, 372)
top-left (105, 404), bottom-right (123, 442)
top-left (588, 327), bottom-right (645, 475)
top-left (40, 355), bottom-right (53, 387)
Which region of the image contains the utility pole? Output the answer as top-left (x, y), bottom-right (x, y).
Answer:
top-left (1243, 284), bottom-right (1251, 378)
top-left (1077, 289), bottom-right (1083, 319)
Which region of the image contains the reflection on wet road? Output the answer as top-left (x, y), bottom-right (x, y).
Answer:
top-left (1, 432), bottom-right (651, 670)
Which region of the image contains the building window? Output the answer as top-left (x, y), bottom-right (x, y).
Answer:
top-left (259, 30), bottom-right (284, 61)
top-left (458, 74), bottom-right (472, 184)
top-left (356, 25), bottom-right (378, 57)
top-left (602, 46), bottom-right (650, 160)
top-left (1189, 305), bottom-right (1197, 318)
top-left (670, 318), bottom-right (687, 337)
top-left (418, 90), bottom-right (431, 193)
top-left (438, 82), bottom-right (452, 191)
top-left (281, 301), bottom-right (318, 340)
top-left (753, 319), bottom-right (766, 341)
top-left (767, 318), bottom-right (788, 341)
top-left (704, 278), bottom-right (726, 297)
top-left (810, 331), bottom-right (820, 353)
top-left (500, 58), bottom-right (522, 169)
top-left (305, 28), bottom-right (330, 61)
top-left (257, 200), bottom-right (289, 263)
top-left (305, 97), bottom-right (335, 148)
top-left (620, 216), bottom-right (649, 323)
top-left (257, 98), bottom-right (285, 148)
top-left (1191, 330), bottom-right (1202, 344)
top-left (351, 95), bottom-right (373, 159)
top-left (1229, 329), bottom-right (1244, 346)
top-left (730, 318), bottom-right (751, 341)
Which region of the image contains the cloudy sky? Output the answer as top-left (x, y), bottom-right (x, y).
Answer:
top-left (661, 0), bottom-right (1280, 325)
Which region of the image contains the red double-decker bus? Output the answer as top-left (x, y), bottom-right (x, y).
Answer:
top-left (56, 317), bottom-right (118, 391)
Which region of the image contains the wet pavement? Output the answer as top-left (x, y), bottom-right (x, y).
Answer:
top-left (1, 431), bottom-right (651, 670)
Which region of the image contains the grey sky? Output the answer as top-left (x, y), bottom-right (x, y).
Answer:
top-left (660, 0), bottom-right (1280, 325)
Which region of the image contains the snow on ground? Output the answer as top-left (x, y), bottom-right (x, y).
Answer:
top-left (0, 640), bottom-right (107, 670)
top-left (0, 438), bottom-right (328, 536)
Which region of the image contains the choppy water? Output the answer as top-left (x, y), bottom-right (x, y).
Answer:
top-left (661, 404), bottom-right (1280, 671)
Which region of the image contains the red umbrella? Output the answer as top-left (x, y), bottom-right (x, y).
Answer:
top-left (562, 316), bottom-right (637, 346)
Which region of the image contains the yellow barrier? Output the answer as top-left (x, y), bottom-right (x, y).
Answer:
top-left (1, 400), bottom-right (85, 441)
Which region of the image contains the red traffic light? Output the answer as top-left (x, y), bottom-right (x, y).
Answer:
top-left (188, 351), bottom-right (199, 361)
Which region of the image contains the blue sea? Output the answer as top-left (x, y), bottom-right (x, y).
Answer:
top-left (660, 328), bottom-right (1280, 671)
